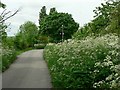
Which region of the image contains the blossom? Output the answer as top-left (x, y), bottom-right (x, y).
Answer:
top-left (44, 34), bottom-right (119, 88)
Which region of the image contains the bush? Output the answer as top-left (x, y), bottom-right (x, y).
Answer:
top-left (34, 44), bottom-right (46, 49)
top-left (14, 34), bottom-right (29, 50)
top-left (3, 37), bottom-right (15, 48)
top-left (44, 34), bottom-right (120, 88)
top-left (37, 36), bottom-right (49, 44)
top-left (1, 46), bottom-right (16, 72)
top-left (0, 49), bottom-right (2, 72)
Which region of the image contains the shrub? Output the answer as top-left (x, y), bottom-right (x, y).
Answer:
top-left (34, 44), bottom-right (46, 49)
top-left (0, 48), bottom-right (2, 72)
top-left (44, 34), bottom-right (119, 88)
top-left (1, 46), bottom-right (16, 72)
top-left (37, 36), bottom-right (49, 44)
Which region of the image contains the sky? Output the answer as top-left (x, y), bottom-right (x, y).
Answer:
top-left (1, 0), bottom-right (105, 36)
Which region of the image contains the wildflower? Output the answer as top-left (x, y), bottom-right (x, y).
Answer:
top-left (106, 75), bottom-right (113, 81)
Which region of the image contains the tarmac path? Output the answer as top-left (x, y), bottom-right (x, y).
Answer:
top-left (2, 49), bottom-right (52, 88)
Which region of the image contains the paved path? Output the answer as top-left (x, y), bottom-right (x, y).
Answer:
top-left (2, 49), bottom-right (52, 88)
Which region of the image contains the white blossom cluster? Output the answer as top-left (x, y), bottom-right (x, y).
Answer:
top-left (44, 34), bottom-right (119, 88)
top-left (0, 44), bottom-right (16, 71)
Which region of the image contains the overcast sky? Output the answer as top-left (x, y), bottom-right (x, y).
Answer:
top-left (1, 0), bottom-right (105, 36)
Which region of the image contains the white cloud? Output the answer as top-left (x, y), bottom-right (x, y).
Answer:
top-left (1, 0), bottom-right (105, 36)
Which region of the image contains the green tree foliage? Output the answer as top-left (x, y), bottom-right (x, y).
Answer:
top-left (39, 8), bottom-right (79, 42)
top-left (14, 21), bottom-right (38, 49)
top-left (0, 23), bottom-right (7, 42)
top-left (0, 2), bottom-right (7, 42)
top-left (92, 1), bottom-right (119, 34)
top-left (39, 6), bottom-right (47, 25)
top-left (0, 1), bottom-right (19, 43)
top-left (73, 23), bottom-right (92, 40)
top-left (73, 1), bottom-right (120, 39)
top-left (0, 2), bottom-right (6, 8)
top-left (106, 1), bottom-right (120, 35)
top-left (49, 7), bottom-right (57, 15)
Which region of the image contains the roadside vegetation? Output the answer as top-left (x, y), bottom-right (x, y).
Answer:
top-left (44, 34), bottom-right (119, 88)
top-left (1, 0), bottom-right (120, 88)
top-left (44, 1), bottom-right (120, 88)
top-left (0, 3), bottom-right (37, 72)
top-left (0, 2), bottom-right (17, 72)
top-left (1, 0), bottom-right (79, 72)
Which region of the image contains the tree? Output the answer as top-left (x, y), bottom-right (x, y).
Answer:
top-left (39, 6), bottom-right (47, 25)
top-left (106, 1), bottom-right (120, 35)
top-left (0, 2), bottom-right (6, 8)
top-left (15, 21), bottom-right (38, 49)
top-left (0, 1), bottom-right (19, 23)
top-left (0, 2), bottom-right (7, 42)
top-left (91, 1), bottom-right (118, 34)
top-left (49, 7), bottom-right (57, 15)
top-left (0, 23), bottom-right (7, 42)
top-left (73, 0), bottom-right (120, 39)
top-left (0, 1), bottom-right (19, 43)
top-left (39, 10), bottom-right (79, 42)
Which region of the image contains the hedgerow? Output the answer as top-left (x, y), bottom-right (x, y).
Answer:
top-left (44, 34), bottom-right (120, 88)
top-left (0, 45), bottom-right (16, 72)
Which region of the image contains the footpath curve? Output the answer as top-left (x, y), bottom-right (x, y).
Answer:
top-left (2, 49), bottom-right (52, 88)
